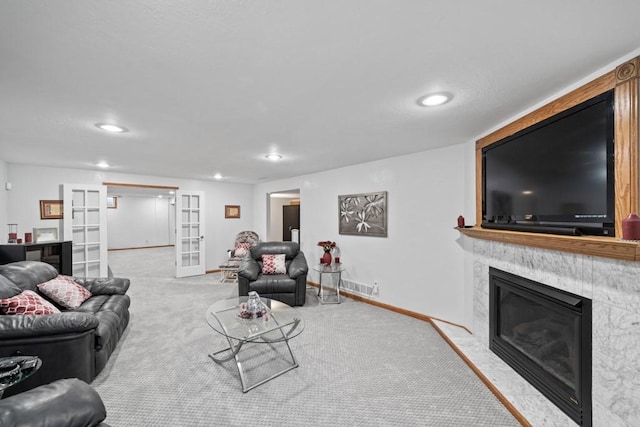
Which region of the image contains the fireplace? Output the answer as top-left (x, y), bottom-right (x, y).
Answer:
top-left (489, 268), bottom-right (592, 426)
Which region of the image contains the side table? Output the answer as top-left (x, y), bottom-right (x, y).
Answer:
top-left (0, 356), bottom-right (41, 398)
top-left (218, 260), bottom-right (240, 284)
top-left (313, 263), bottom-right (345, 304)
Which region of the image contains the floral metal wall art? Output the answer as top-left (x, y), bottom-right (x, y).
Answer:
top-left (338, 191), bottom-right (387, 237)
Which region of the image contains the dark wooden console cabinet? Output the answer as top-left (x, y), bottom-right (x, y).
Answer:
top-left (0, 241), bottom-right (72, 275)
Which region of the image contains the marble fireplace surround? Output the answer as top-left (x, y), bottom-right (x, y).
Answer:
top-left (435, 237), bottom-right (639, 426)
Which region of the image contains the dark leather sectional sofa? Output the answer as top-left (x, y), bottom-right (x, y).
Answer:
top-left (0, 261), bottom-right (130, 396)
top-left (0, 378), bottom-right (109, 427)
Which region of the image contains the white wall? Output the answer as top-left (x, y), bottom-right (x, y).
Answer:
top-left (253, 144), bottom-right (469, 325)
top-left (107, 196), bottom-right (173, 249)
top-left (5, 164), bottom-right (254, 270)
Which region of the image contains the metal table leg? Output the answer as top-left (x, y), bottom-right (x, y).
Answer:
top-left (317, 270), bottom-right (341, 304)
top-left (209, 319), bottom-right (301, 393)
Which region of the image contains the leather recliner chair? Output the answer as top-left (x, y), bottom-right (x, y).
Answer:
top-left (238, 242), bottom-right (308, 306)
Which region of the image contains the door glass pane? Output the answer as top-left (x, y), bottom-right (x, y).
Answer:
top-left (87, 227), bottom-right (100, 243)
top-left (86, 190), bottom-right (100, 207)
top-left (88, 263), bottom-right (100, 277)
top-left (191, 210), bottom-right (200, 223)
top-left (72, 191), bottom-right (85, 207)
top-left (191, 224), bottom-right (200, 237)
top-left (87, 209), bottom-right (100, 224)
top-left (182, 224), bottom-right (190, 238)
top-left (191, 239), bottom-right (200, 252)
top-left (191, 196), bottom-right (199, 209)
top-left (73, 246), bottom-right (85, 262)
top-left (182, 254), bottom-right (191, 267)
top-left (182, 195), bottom-right (190, 208)
top-left (181, 239), bottom-right (190, 253)
top-left (72, 228), bottom-right (85, 243)
top-left (181, 210), bottom-right (190, 223)
top-left (73, 264), bottom-right (85, 277)
top-left (87, 245), bottom-right (100, 261)
top-left (191, 253), bottom-right (200, 265)
top-left (72, 210), bottom-right (85, 226)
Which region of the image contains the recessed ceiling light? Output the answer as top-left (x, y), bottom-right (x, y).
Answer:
top-left (95, 123), bottom-right (128, 133)
top-left (213, 173), bottom-right (223, 180)
top-left (265, 154), bottom-right (282, 161)
top-left (95, 161), bottom-right (110, 168)
top-left (417, 92), bottom-right (452, 107)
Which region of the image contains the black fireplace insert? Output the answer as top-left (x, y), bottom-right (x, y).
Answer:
top-left (489, 268), bottom-right (592, 426)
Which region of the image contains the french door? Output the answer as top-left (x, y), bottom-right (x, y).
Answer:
top-left (175, 191), bottom-right (205, 278)
top-left (63, 184), bottom-right (108, 278)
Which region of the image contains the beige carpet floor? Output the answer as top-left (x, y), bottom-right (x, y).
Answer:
top-left (92, 247), bottom-right (520, 426)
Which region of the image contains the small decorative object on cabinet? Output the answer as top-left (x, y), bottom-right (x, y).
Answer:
top-left (457, 215), bottom-right (465, 227)
top-left (33, 228), bottom-right (58, 243)
top-left (7, 224), bottom-right (18, 243)
top-left (622, 213), bottom-right (640, 240)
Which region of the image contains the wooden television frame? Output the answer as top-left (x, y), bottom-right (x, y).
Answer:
top-left (461, 56), bottom-right (640, 261)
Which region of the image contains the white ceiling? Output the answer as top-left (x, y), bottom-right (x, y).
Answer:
top-left (2, 1), bottom-right (640, 184)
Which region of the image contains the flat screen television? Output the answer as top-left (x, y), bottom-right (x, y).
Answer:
top-left (482, 89), bottom-right (615, 236)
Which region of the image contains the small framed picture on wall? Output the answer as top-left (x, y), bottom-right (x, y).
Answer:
top-left (40, 200), bottom-right (63, 219)
top-left (225, 205), bottom-right (240, 219)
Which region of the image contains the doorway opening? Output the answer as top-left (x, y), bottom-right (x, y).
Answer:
top-left (103, 182), bottom-right (178, 250)
top-left (268, 190), bottom-right (300, 242)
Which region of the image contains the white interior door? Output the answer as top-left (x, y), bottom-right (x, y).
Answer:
top-left (63, 184), bottom-right (108, 278)
top-left (175, 190), bottom-right (205, 278)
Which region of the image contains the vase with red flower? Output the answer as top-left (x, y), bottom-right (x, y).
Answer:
top-left (317, 240), bottom-right (336, 265)
top-left (321, 250), bottom-right (332, 265)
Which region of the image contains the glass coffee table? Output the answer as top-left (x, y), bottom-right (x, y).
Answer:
top-left (205, 296), bottom-right (304, 392)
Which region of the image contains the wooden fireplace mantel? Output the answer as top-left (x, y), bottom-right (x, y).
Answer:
top-left (465, 56), bottom-right (640, 262)
top-left (457, 226), bottom-right (640, 261)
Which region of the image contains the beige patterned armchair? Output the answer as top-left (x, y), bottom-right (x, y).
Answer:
top-left (227, 231), bottom-right (260, 263)
top-left (219, 231), bottom-right (260, 283)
